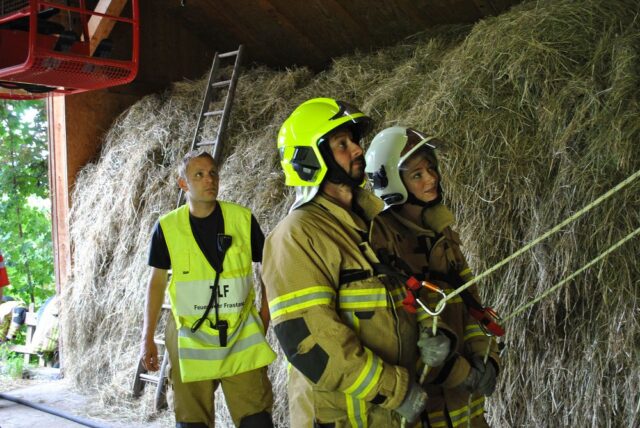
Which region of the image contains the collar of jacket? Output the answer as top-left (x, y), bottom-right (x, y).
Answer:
top-left (387, 202), bottom-right (455, 234)
top-left (313, 189), bottom-right (384, 233)
top-left (421, 203), bottom-right (455, 233)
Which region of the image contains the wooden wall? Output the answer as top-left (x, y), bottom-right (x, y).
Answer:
top-left (48, 0), bottom-right (521, 289)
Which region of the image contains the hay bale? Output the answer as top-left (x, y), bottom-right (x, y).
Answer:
top-left (62, 0), bottom-right (640, 426)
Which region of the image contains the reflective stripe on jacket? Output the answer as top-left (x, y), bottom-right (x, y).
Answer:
top-left (263, 190), bottom-right (418, 427)
top-left (160, 201), bottom-right (275, 382)
top-left (426, 394), bottom-right (487, 428)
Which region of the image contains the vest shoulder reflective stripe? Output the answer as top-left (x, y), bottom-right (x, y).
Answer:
top-left (159, 201), bottom-right (275, 382)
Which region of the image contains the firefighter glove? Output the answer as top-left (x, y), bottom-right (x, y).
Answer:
top-left (394, 382), bottom-right (428, 424)
top-left (460, 360), bottom-right (482, 393)
top-left (417, 330), bottom-right (451, 367)
top-left (472, 356), bottom-right (498, 396)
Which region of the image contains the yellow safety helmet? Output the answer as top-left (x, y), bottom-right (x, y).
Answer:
top-left (278, 98), bottom-right (372, 187)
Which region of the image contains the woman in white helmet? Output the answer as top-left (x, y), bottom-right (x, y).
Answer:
top-left (365, 126), bottom-right (501, 428)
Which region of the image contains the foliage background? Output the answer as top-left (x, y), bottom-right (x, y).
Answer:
top-left (0, 99), bottom-right (54, 309)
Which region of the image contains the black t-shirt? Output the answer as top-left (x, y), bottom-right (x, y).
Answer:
top-left (148, 205), bottom-right (265, 271)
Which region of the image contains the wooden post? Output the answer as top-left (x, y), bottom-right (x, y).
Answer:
top-left (88, 0), bottom-right (129, 55)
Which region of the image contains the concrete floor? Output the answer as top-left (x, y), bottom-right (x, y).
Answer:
top-left (0, 372), bottom-right (168, 428)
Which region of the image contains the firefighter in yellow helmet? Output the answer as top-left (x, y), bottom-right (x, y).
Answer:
top-left (365, 126), bottom-right (501, 427)
top-left (140, 150), bottom-right (276, 428)
top-left (263, 98), bottom-right (446, 427)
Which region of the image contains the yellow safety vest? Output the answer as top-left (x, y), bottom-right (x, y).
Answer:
top-left (160, 201), bottom-right (275, 382)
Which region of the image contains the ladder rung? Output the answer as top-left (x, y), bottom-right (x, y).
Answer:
top-left (139, 373), bottom-right (160, 384)
top-left (218, 50), bottom-right (239, 58)
top-left (211, 80), bottom-right (231, 88)
top-left (154, 338), bottom-right (165, 346)
top-left (196, 140), bottom-right (217, 147)
top-left (204, 110), bottom-right (224, 117)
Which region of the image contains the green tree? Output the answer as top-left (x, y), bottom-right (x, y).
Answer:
top-left (0, 99), bottom-right (54, 307)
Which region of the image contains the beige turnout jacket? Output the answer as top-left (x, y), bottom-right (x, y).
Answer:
top-left (263, 190), bottom-right (419, 427)
top-left (370, 203), bottom-right (500, 428)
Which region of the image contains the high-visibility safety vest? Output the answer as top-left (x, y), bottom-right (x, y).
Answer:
top-left (160, 201), bottom-right (276, 383)
top-left (0, 252), bottom-right (9, 287)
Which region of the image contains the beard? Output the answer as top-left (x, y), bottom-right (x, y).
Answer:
top-left (348, 155), bottom-right (366, 182)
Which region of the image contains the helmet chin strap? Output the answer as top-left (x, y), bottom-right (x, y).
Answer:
top-left (325, 164), bottom-right (363, 188)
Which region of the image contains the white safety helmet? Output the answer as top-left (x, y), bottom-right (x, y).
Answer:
top-left (365, 126), bottom-right (440, 207)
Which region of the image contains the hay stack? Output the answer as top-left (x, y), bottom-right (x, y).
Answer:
top-left (62, 0), bottom-right (639, 426)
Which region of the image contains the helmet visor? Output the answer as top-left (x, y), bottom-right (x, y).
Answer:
top-left (399, 129), bottom-right (440, 167)
top-left (329, 100), bottom-right (366, 121)
top-left (400, 128), bottom-right (437, 156)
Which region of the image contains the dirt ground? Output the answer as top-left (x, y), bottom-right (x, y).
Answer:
top-left (0, 370), bottom-right (170, 428)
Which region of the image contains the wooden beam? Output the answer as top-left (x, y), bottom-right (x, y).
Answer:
top-left (88, 0), bottom-right (128, 55)
top-left (256, 0), bottom-right (328, 61)
top-left (393, 0), bottom-right (437, 27)
top-left (323, 0), bottom-right (370, 47)
top-left (204, 0), bottom-right (285, 65)
top-left (0, 87), bottom-right (40, 99)
top-left (47, 95), bottom-right (71, 295)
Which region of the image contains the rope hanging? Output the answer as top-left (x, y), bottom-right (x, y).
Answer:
top-left (502, 226), bottom-right (640, 322)
top-left (435, 169), bottom-right (640, 313)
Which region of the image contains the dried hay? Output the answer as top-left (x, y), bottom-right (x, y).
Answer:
top-left (62, 0), bottom-right (639, 426)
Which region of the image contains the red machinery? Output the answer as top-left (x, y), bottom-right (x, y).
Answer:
top-left (0, 0), bottom-right (139, 99)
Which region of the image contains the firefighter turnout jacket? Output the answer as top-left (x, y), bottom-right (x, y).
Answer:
top-left (160, 202), bottom-right (276, 383)
top-left (263, 190), bottom-right (419, 427)
top-left (370, 203), bottom-right (500, 428)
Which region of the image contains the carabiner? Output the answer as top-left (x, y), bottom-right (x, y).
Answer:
top-left (416, 280), bottom-right (447, 316)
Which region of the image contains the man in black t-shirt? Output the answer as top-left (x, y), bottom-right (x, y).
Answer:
top-left (140, 149), bottom-right (275, 428)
